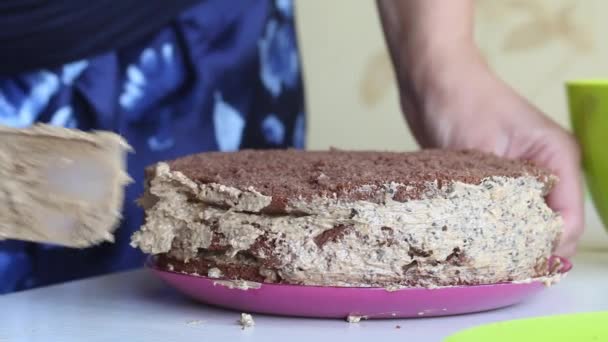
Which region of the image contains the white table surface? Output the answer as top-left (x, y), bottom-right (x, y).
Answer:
top-left (0, 251), bottom-right (607, 342)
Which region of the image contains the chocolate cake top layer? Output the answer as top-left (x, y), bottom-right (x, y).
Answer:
top-left (160, 149), bottom-right (553, 213)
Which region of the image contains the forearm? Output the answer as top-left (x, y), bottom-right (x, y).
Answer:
top-left (377, 0), bottom-right (478, 90)
top-left (377, 0), bottom-right (487, 145)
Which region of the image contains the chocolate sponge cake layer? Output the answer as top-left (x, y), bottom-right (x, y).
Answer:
top-left (132, 149), bottom-right (563, 288)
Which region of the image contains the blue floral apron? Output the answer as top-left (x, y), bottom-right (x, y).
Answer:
top-left (0, 0), bottom-right (305, 293)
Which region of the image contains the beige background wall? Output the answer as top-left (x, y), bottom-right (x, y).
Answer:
top-left (296, 0), bottom-right (608, 151)
top-left (295, 0), bottom-right (608, 248)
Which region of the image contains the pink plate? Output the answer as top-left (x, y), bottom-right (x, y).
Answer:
top-left (147, 256), bottom-right (571, 319)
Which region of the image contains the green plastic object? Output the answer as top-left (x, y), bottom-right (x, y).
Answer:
top-left (567, 80), bottom-right (608, 232)
top-left (445, 312), bottom-right (608, 341)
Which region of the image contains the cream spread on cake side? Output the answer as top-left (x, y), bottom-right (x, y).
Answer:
top-left (131, 163), bottom-right (563, 287)
top-left (0, 124), bottom-right (131, 247)
top-left (207, 267), bottom-right (223, 278)
top-left (131, 162), bottom-right (270, 259)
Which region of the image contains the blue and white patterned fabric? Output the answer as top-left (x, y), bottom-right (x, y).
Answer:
top-left (0, 0), bottom-right (305, 294)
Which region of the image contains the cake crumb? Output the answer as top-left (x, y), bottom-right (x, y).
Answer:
top-left (395, 325), bottom-right (401, 329)
top-left (207, 267), bottom-right (222, 278)
top-left (543, 275), bottom-right (563, 287)
top-left (549, 257), bottom-right (563, 274)
top-left (186, 319), bottom-right (204, 326)
top-left (238, 313), bottom-right (255, 329)
top-left (213, 279), bottom-right (262, 290)
top-left (384, 284), bottom-right (404, 292)
top-left (167, 263), bottom-right (174, 271)
top-left (346, 315), bottom-right (364, 323)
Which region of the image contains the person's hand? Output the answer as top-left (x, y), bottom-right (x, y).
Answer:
top-left (376, 0), bottom-right (583, 256)
top-left (399, 50), bottom-right (584, 257)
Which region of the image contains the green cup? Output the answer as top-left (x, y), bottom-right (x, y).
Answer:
top-left (567, 80), bottom-right (608, 230)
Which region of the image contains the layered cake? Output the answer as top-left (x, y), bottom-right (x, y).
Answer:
top-left (131, 149), bottom-right (563, 287)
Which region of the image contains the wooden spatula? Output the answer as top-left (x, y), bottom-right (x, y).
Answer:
top-left (0, 124), bottom-right (131, 247)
